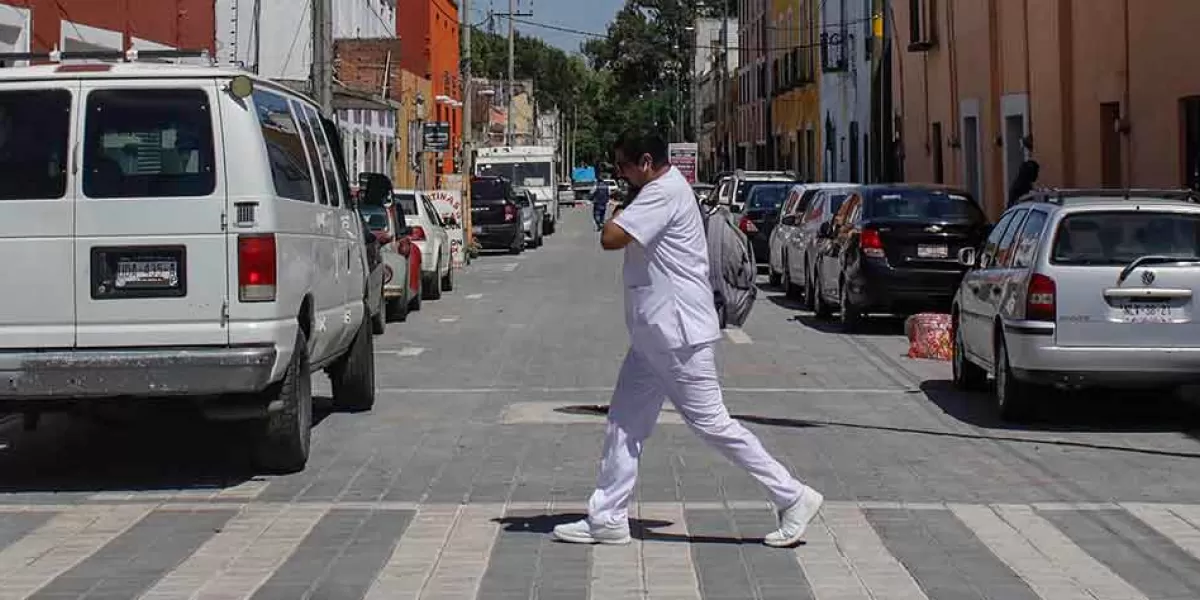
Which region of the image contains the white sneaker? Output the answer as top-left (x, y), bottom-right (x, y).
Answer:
top-left (764, 486), bottom-right (824, 548)
top-left (552, 519), bottom-right (632, 545)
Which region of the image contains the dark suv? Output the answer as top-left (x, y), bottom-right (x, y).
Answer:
top-left (470, 176), bottom-right (524, 254)
top-left (810, 184), bottom-right (990, 330)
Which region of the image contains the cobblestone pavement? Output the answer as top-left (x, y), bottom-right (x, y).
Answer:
top-left (2, 208), bottom-right (1200, 599)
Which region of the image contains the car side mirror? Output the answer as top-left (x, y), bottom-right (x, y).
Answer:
top-left (817, 222), bottom-right (834, 238)
top-left (780, 215), bottom-right (797, 227)
top-left (958, 247), bottom-right (978, 267)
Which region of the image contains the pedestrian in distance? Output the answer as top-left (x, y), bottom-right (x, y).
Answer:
top-left (552, 129), bottom-right (823, 548)
top-left (591, 177), bottom-right (611, 231)
top-left (1007, 159), bottom-right (1041, 208)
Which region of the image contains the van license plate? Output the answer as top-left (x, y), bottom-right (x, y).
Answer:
top-left (1118, 302), bottom-right (1181, 323)
top-left (115, 260), bottom-right (179, 289)
top-left (917, 245), bottom-right (948, 259)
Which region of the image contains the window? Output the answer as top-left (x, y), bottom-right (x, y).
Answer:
top-left (0, 90), bottom-right (71, 200)
top-left (1051, 211), bottom-right (1200, 265)
top-left (980, 211), bottom-right (1017, 268)
top-left (1010, 210), bottom-right (1048, 268)
top-left (866, 189), bottom-right (985, 222)
top-left (963, 115), bottom-right (982, 202)
top-left (908, 0), bottom-right (937, 51)
top-left (475, 161), bottom-right (552, 186)
top-left (994, 209), bottom-right (1028, 267)
top-left (290, 100), bottom-right (328, 204)
top-left (253, 91), bottom-right (314, 202)
top-left (84, 89), bottom-right (216, 199)
top-left (746, 184), bottom-right (791, 210)
top-left (821, 30), bottom-right (847, 72)
top-left (301, 104), bottom-right (343, 207)
top-left (393, 192), bottom-right (419, 216)
top-left (931, 122), bottom-right (944, 183)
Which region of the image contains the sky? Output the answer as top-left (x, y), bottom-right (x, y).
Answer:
top-left (463, 0), bottom-right (625, 54)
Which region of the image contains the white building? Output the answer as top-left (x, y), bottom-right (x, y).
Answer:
top-left (216, 0), bottom-right (396, 82)
top-left (819, 0), bottom-right (873, 183)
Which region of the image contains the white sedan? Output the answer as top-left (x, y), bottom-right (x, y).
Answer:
top-left (392, 189), bottom-right (454, 300)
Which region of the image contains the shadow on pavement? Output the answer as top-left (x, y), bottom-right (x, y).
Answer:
top-left (0, 397), bottom-right (336, 495)
top-left (790, 314), bottom-right (907, 336)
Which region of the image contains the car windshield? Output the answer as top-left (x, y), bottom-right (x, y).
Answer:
top-left (1051, 211), bottom-right (1200, 265)
top-left (359, 205), bottom-right (389, 230)
top-left (737, 179), bottom-right (791, 204)
top-left (476, 161), bottom-right (552, 187)
top-left (868, 189), bottom-right (985, 222)
top-left (746, 184), bottom-right (792, 211)
top-left (393, 193), bottom-right (419, 216)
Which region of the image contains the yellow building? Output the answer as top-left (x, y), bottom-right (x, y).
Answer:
top-left (770, 0), bottom-right (821, 180)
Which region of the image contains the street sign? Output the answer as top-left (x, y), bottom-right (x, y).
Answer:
top-left (423, 121), bottom-right (451, 152)
top-left (669, 142), bottom-right (699, 184)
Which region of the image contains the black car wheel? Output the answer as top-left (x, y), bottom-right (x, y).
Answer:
top-left (768, 263), bottom-right (782, 287)
top-left (952, 317), bottom-right (988, 391)
top-left (994, 335), bottom-right (1036, 422)
top-left (812, 267), bottom-right (834, 319)
top-left (839, 280), bottom-right (863, 331)
top-left (802, 265), bottom-right (816, 311)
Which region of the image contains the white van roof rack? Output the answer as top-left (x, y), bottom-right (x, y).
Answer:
top-left (0, 48), bottom-right (214, 66)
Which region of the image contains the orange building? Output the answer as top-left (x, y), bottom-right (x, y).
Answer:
top-left (891, 0), bottom-right (1200, 219)
top-left (0, 0), bottom-right (214, 57)
top-left (396, 0), bottom-right (461, 180)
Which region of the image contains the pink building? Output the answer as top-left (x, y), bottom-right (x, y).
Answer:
top-left (891, 0), bottom-right (1200, 218)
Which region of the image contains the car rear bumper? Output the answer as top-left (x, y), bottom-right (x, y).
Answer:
top-left (475, 224), bottom-right (522, 248)
top-left (1005, 326), bottom-right (1200, 387)
top-left (850, 262), bottom-right (964, 311)
top-left (0, 345), bottom-right (277, 400)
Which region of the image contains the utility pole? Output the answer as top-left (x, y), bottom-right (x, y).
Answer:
top-left (462, 0), bottom-right (474, 246)
top-left (499, 1), bottom-right (532, 146)
top-left (311, 0), bottom-right (333, 114)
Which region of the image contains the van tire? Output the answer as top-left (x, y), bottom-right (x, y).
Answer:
top-left (386, 295), bottom-right (408, 322)
top-left (371, 301), bottom-right (386, 335)
top-left (254, 331), bottom-right (312, 474)
top-left (545, 219), bottom-right (556, 235)
top-left (330, 308), bottom-right (376, 413)
top-left (409, 277), bottom-right (423, 312)
top-left (441, 263), bottom-right (454, 291)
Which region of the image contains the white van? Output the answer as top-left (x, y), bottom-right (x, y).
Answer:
top-left (0, 58), bottom-right (376, 473)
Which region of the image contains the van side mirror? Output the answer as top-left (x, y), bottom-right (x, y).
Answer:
top-left (958, 247), bottom-right (978, 267)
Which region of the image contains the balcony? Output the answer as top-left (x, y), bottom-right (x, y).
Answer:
top-left (820, 31), bottom-right (849, 73)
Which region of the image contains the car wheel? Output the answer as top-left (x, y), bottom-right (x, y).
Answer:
top-left (253, 330), bottom-right (312, 474)
top-left (813, 267), bottom-right (834, 319)
top-left (423, 268), bottom-right (442, 300)
top-left (545, 219), bottom-right (556, 235)
top-left (768, 263), bottom-right (782, 287)
top-left (409, 276), bottom-right (422, 312)
top-left (802, 266), bottom-right (816, 311)
top-left (994, 335), bottom-right (1035, 422)
top-left (386, 295), bottom-right (408, 323)
top-left (371, 297), bottom-right (386, 335)
top-left (329, 305), bottom-right (377, 413)
top-left (952, 317), bottom-right (987, 391)
top-left (510, 237), bottom-right (523, 254)
top-left (782, 259), bottom-right (802, 301)
top-left (441, 262), bottom-right (454, 291)
top-left (839, 280), bottom-right (862, 332)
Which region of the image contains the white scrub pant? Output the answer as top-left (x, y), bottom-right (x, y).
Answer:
top-left (587, 342), bottom-right (805, 527)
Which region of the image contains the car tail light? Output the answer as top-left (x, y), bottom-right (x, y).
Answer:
top-left (396, 236), bottom-right (411, 258)
top-left (739, 216), bottom-right (758, 234)
top-left (860, 227), bottom-right (885, 258)
top-left (1026, 273), bottom-right (1056, 321)
top-left (238, 234), bottom-right (276, 302)
top-left (504, 203), bottom-right (517, 222)
top-left (409, 226), bottom-right (426, 241)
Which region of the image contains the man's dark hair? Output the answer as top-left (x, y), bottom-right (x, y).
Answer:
top-left (613, 129), bottom-right (670, 168)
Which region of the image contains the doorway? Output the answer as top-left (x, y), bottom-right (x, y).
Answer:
top-left (1183, 97), bottom-right (1200, 190)
top-left (963, 115), bottom-right (981, 202)
top-left (1004, 114), bottom-right (1026, 194)
top-left (1101, 102), bottom-right (1123, 187)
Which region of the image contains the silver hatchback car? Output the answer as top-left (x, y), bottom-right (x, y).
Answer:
top-left (952, 189), bottom-right (1200, 420)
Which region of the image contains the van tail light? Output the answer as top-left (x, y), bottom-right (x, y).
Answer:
top-left (860, 227), bottom-right (885, 258)
top-left (1026, 273), bottom-right (1057, 321)
top-left (238, 233), bottom-right (277, 302)
top-left (739, 216), bottom-right (758, 234)
top-left (409, 226), bottom-right (426, 241)
top-left (504, 203), bottom-right (517, 222)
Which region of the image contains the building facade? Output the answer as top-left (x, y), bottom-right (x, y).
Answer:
top-left (770, 0), bottom-right (821, 181)
top-left (891, 0), bottom-right (1200, 218)
top-left (819, 0), bottom-right (877, 183)
top-left (396, 0), bottom-right (461, 182)
top-left (692, 17), bottom-right (737, 178)
top-left (737, 0), bottom-right (768, 169)
top-left (0, 0), bottom-right (215, 60)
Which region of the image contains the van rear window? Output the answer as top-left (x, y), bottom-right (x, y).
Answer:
top-left (83, 89), bottom-right (216, 199)
top-left (1052, 212), bottom-right (1200, 265)
top-left (0, 89), bottom-right (71, 200)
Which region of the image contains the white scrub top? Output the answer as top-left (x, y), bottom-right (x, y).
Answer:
top-left (613, 167), bottom-right (722, 352)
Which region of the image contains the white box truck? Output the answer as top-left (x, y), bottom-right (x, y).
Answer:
top-left (475, 146), bottom-right (560, 235)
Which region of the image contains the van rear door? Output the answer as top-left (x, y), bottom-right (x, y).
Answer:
top-left (0, 82), bottom-right (78, 349)
top-left (73, 80), bottom-right (229, 347)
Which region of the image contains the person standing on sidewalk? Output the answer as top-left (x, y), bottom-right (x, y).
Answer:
top-left (552, 130), bottom-right (823, 548)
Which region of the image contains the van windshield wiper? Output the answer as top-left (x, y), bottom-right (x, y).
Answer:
top-left (1117, 255), bottom-right (1200, 285)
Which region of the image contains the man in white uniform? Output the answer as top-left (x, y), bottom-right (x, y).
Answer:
top-left (552, 131), bottom-right (823, 548)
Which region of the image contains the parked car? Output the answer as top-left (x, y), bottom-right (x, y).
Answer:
top-left (357, 210), bottom-right (387, 334)
top-left (768, 183), bottom-right (850, 293)
top-left (733, 182), bottom-right (794, 267)
top-left (692, 182), bottom-right (716, 204)
top-left (514, 187), bottom-right (545, 248)
top-left (0, 63), bottom-right (377, 473)
top-left (471, 175), bottom-right (524, 254)
top-left (811, 184), bottom-right (990, 330)
top-left (712, 170), bottom-right (797, 212)
top-left (557, 182), bottom-right (574, 204)
top-left (952, 188), bottom-right (1200, 420)
top-left (358, 197), bottom-right (421, 322)
top-left (392, 188), bottom-right (454, 300)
